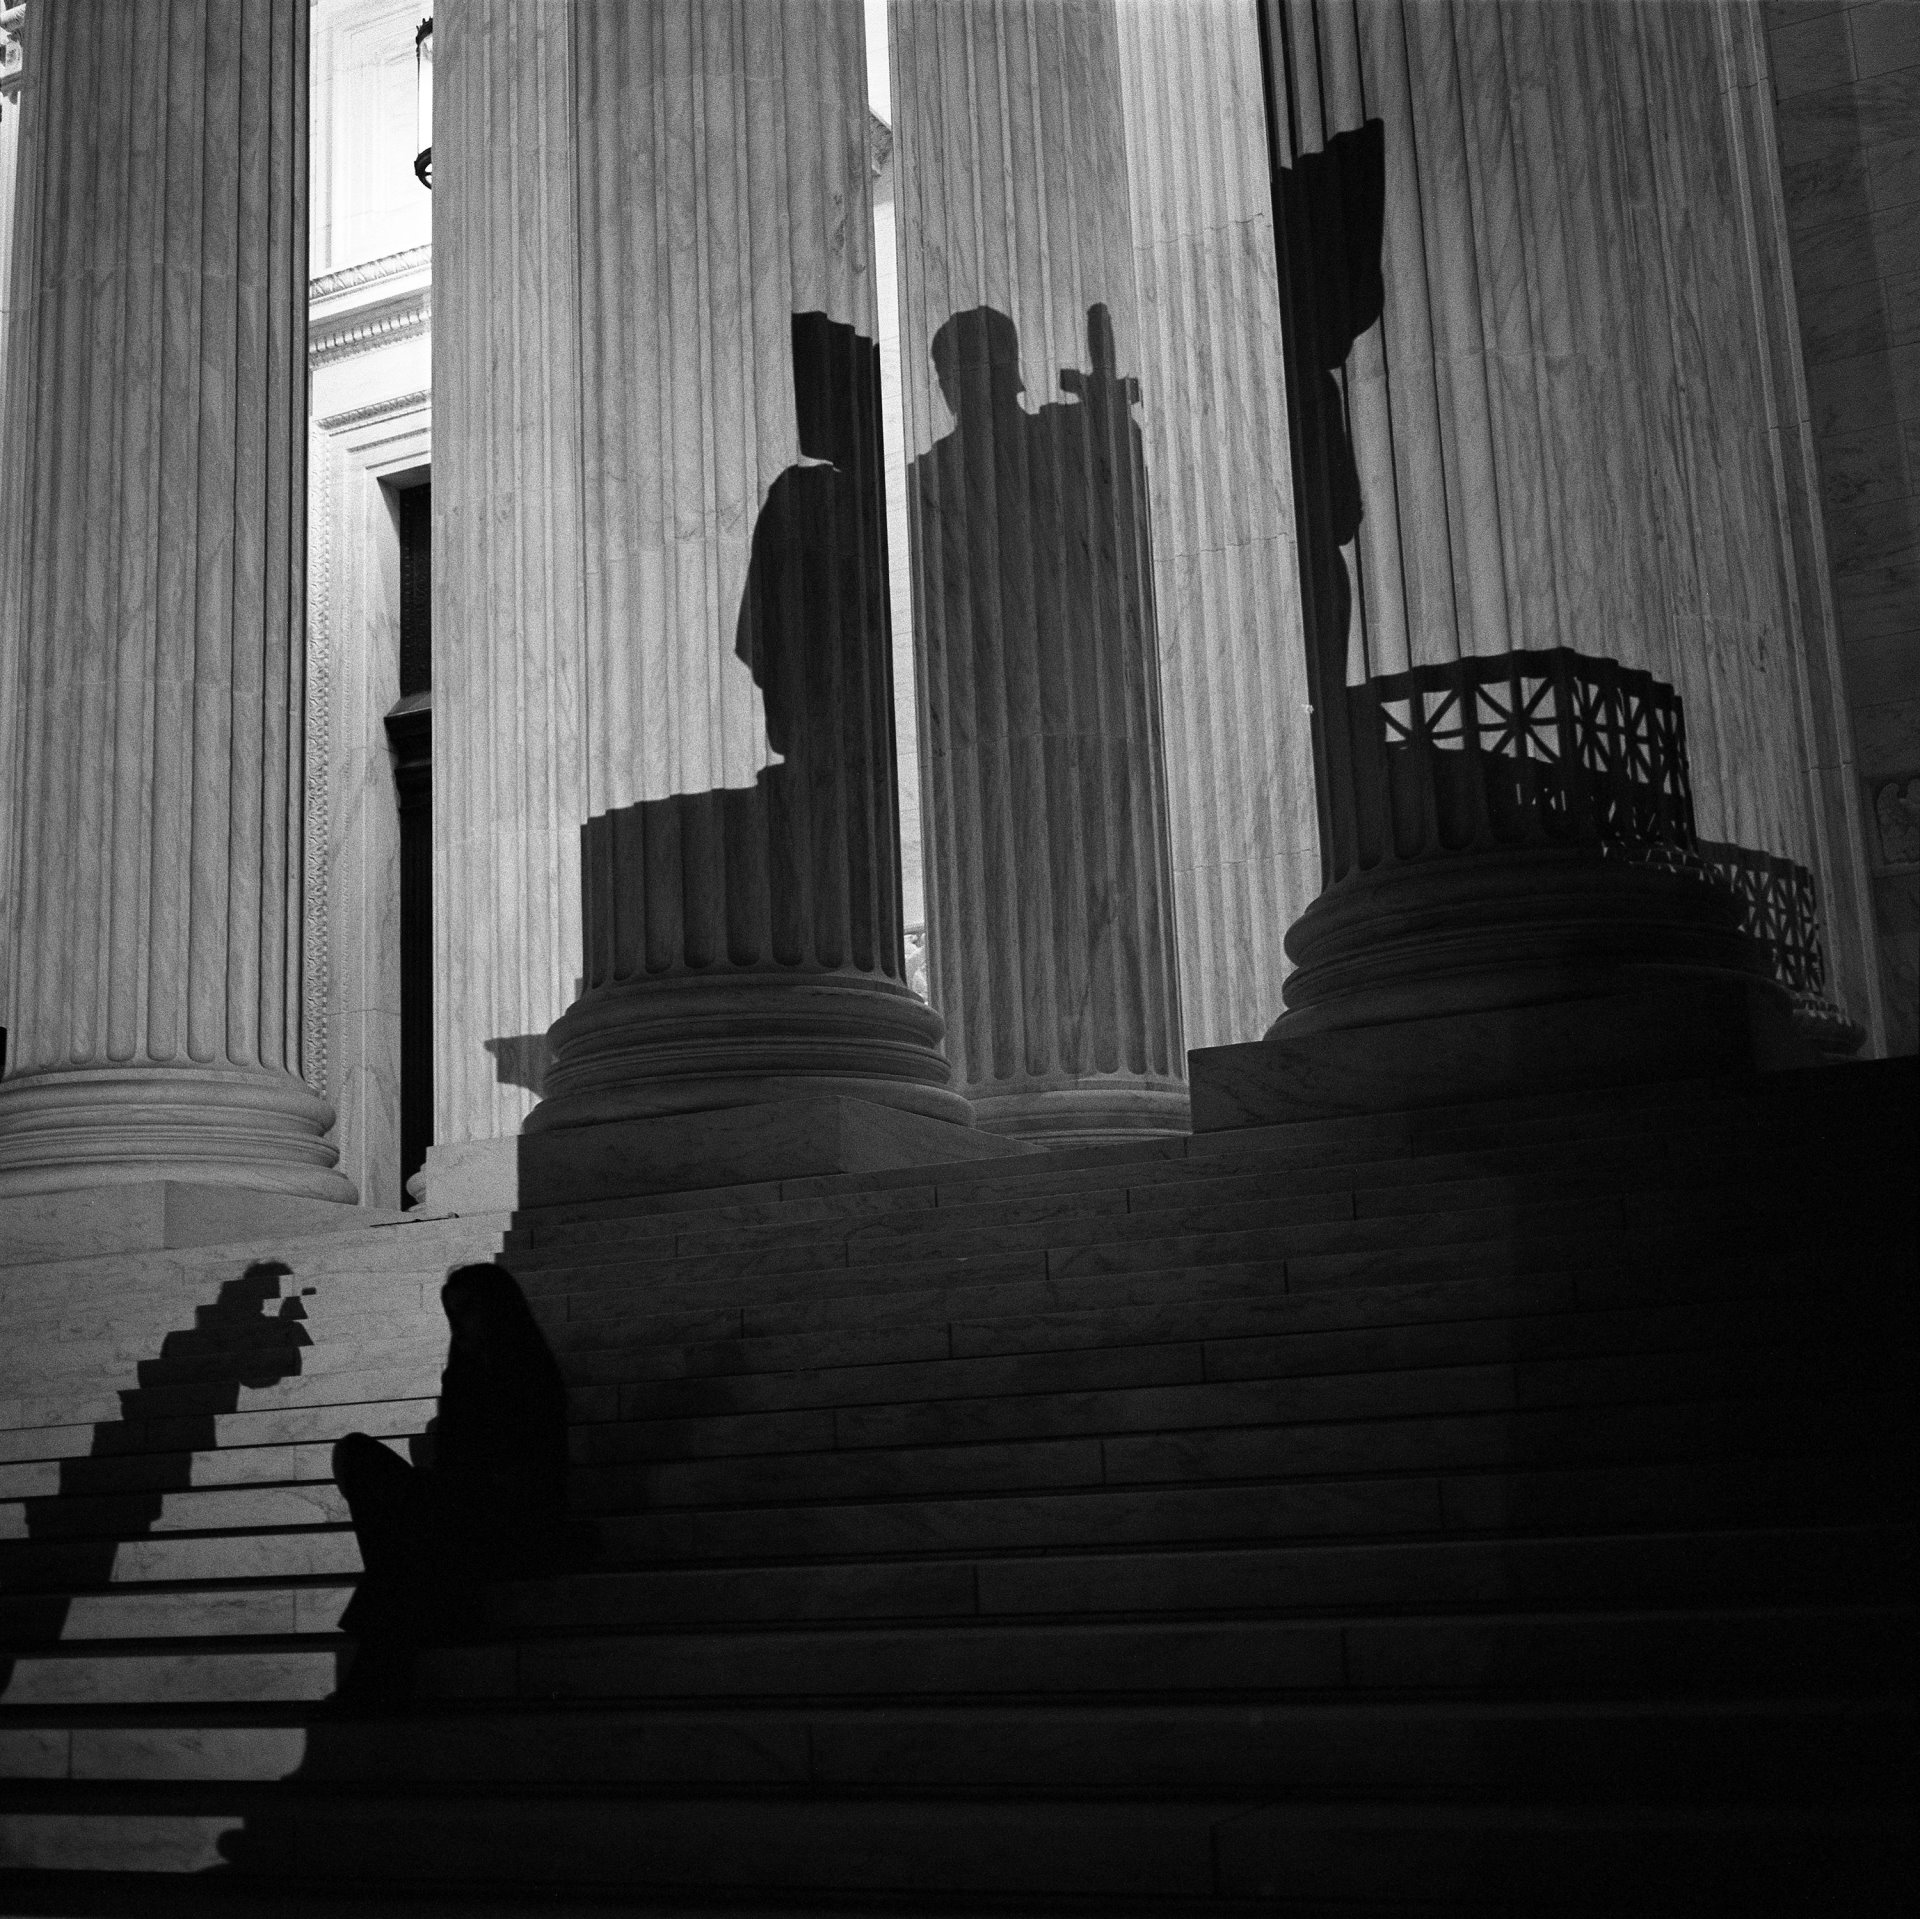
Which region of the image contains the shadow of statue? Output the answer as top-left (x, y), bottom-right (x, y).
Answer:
top-left (0, 1260), bottom-right (310, 1702)
top-left (571, 311), bottom-right (901, 982)
top-left (905, 302), bottom-right (1178, 1088)
top-left (1273, 118), bottom-right (1386, 718)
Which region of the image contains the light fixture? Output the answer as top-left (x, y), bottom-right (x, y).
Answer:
top-left (414, 17), bottom-right (432, 189)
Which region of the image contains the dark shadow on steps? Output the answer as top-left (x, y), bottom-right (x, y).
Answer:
top-left (202, 1263), bottom-right (590, 1882)
top-left (0, 1261), bottom-right (311, 1702)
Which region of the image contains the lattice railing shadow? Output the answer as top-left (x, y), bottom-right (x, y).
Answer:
top-left (1339, 648), bottom-right (1844, 1019)
top-left (1345, 648), bottom-right (1696, 865)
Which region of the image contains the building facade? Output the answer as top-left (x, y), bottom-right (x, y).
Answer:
top-left (0, 0), bottom-right (1913, 1223)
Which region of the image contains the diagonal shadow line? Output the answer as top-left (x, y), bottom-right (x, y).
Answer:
top-left (0, 1260), bottom-right (313, 1705)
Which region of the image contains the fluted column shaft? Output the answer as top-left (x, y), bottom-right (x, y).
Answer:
top-left (1114, 0), bottom-right (1311, 1053)
top-left (436, 0), bottom-right (962, 1136)
top-left (891, 0), bottom-right (1186, 1144)
top-left (1272, 0), bottom-right (1829, 891)
top-left (432, 0), bottom-right (589, 1147)
top-left (0, 0), bottom-right (349, 1200)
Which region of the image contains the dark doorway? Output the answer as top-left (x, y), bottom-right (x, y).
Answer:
top-left (386, 479), bottom-right (433, 1207)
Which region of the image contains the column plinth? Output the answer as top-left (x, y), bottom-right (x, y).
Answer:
top-left (0, 0), bottom-right (350, 1202)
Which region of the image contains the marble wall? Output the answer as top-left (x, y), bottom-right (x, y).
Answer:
top-left (1767, 0), bottom-right (1920, 1051)
top-left (304, 0), bottom-right (436, 1202)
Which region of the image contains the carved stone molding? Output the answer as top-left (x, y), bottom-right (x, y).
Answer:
top-left (309, 243), bottom-right (432, 368)
top-left (310, 289), bottom-right (430, 366)
top-left (316, 387), bottom-right (431, 436)
top-left (310, 242), bottom-right (431, 303)
top-left (0, 3), bottom-right (25, 113)
top-left (304, 442), bottom-right (337, 1103)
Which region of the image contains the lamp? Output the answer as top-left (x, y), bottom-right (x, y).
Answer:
top-left (414, 16), bottom-right (432, 189)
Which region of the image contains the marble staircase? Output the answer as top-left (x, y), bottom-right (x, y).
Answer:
top-left (0, 1063), bottom-right (1913, 1913)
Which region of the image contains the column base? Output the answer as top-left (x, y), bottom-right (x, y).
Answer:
top-left (416, 1094), bottom-right (1036, 1216)
top-left (1191, 982), bottom-right (1801, 1130)
top-left (528, 973), bottom-right (973, 1132)
top-left (1191, 846), bottom-right (1814, 1129)
top-left (970, 1082), bottom-right (1192, 1148)
top-left (0, 1066), bottom-right (356, 1203)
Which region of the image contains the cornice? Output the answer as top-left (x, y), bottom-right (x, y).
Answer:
top-left (315, 386), bottom-right (431, 435)
top-left (309, 243), bottom-right (431, 305)
top-left (309, 286), bottom-right (430, 366)
top-left (309, 240), bottom-right (432, 366)
top-left (1, 2), bottom-right (27, 107)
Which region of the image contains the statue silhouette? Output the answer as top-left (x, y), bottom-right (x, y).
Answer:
top-left (1275, 118), bottom-right (1386, 710)
top-left (732, 309), bottom-right (898, 965)
top-left (906, 302), bottom-right (1175, 1089)
top-left (572, 310), bottom-right (901, 978)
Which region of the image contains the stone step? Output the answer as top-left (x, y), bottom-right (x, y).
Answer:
top-left (496, 1113), bottom-right (1842, 1262)
top-left (532, 1196), bottom-right (1856, 1339)
top-left (537, 1154), bottom-right (1877, 1275)
top-left (0, 1528), bottom-right (362, 1595)
top-left (0, 1397), bottom-right (429, 1472)
top-left (0, 1642), bottom-right (341, 1709)
top-left (2, 1479), bottom-right (348, 1545)
top-left (569, 1338), bottom-right (1898, 1468)
top-left (0, 1360), bottom-right (444, 1442)
top-left (513, 1189), bottom-right (1660, 1288)
top-left (3, 1333), bottom-right (446, 1407)
top-left (582, 1452), bottom-right (1901, 1560)
top-left (0, 1581), bottom-right (353, 1646)
top-left (555, 1290), bottom-right (1863, 1415)
top-left (0, 1781), bottom-right (1905, 1907)
top-left (417, 1603), bottom-right (1912, 1707)
top-left (635, 1390), bottom-right (1907, 1510)
top-left (523, 1215), bottom-right (1697, 1340)
top-left (502, 1142), bottom-right (1774, 1262)
top-left (483, 1524), bottom-right (1911, 1635)
top-left (0, 1433), bottom-right (403, 1504)
top-left (597, 1238), bottom-right (1828, 1353)
top-left (19, 1599), bottom-right (1889, 1724)
top-left (2, 1698), bottom-right (1907, 1799)
top-left (0, 1218), bottom-right (505, 1315)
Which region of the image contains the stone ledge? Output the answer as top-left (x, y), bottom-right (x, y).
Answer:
top-left (0, 1184), bottom-right (401, 1267)
top-left (417, 1096), bottom-right (1037, 1217)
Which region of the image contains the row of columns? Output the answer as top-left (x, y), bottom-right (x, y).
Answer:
top-left (0, 0), bottom-right (1871, 1199)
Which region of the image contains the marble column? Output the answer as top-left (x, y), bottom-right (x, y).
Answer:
top-left (1114, 0), bottom-right (1312, 1054)
top-left (1271, 0), bottom-right (1839, 917)
top-left (0, 7), bottom-right (33, 1059)
top-left (435, 0), bottom-right (963, 1139)
top-left (0, 0), bottom-right (351, 1201)
top-left (890, 0), bottom-right (1187, 1144)
top-left (431, 0), bottom-right (589, 1151)
top-left (1223, 0), bottom-right (1855, 1107)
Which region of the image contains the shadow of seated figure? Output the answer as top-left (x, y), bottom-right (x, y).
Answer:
top-left (328, 1263), bottom-right (571, 1711)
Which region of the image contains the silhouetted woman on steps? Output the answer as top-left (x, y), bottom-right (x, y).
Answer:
top-left (329, 1262), bottom-right (570, 1708)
